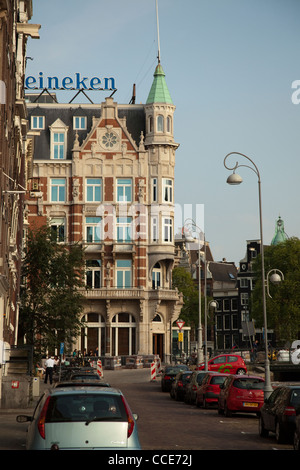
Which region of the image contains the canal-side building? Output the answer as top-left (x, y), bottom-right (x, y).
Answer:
top-left (24, 62), bottom-right (183, 361)
top-left (0, 0), bottom-right (40, 403)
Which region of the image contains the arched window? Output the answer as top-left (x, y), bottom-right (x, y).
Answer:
top-left (149, 116), bottom-right (153, 133)
top-left (157, 115), bottom-right (164, 132)
top-left (152, 262), bottom-right (162, 289)
top-left (166, 116), bottom-right (172, 133)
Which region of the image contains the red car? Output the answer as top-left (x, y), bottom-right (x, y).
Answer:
top-left (197, 354), bottom-right (247, 375)
top-left (196, 372), bottom-right (229, 408)
top-left (218, 374), bottom-right (265, 417)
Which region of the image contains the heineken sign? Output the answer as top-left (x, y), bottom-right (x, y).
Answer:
top-left (25, 72), bottom-right (116, 91)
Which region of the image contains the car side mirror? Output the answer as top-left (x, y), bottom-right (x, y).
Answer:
top-left (133, 413), bottom-right (139, 421)
top-left (16, 415), bottom-right (32, 423)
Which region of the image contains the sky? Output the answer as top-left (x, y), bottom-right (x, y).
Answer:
top-left (25, 0), bottom-right (300, 265)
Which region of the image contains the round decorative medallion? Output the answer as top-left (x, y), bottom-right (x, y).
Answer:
top-left (102, 131), bottom-right (118, 148)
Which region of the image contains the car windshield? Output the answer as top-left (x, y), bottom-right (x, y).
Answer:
top-left (233, 378), bottom-right (264, 390)
top-left (46, 393), bottom-right (127, 424)
top-left (290, 389), bottom-right (300, 407)
top-left (165, 366), bottom-right (188, 374)
top-left (71, 374), bottom-right (99, 380)
top-left (210, 376), bottom-right (227, 385)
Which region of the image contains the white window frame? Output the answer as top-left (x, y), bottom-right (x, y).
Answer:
top-left (117, 178), bottom-right (132, 203)
top-left (117, 217), bottom-right (132, 243)
top-left (85, 217), bottom-right (102, 243)
top-left (163, 217), bottom-right (173, 243)
top-left (86, 178), bottom-right (102, 202)
top-left (50, 178), bottom-right (66, 202)
top-left (152, 178), bottom-right (157, 202)
top-left (86, 260), bottom-right (101, 288)
top-left (73, 116), bottom-right (87, 130)
top-left (151, 216), bottom-right (158, 242)
top-left (31, 116), bottom-right (44, 129)
top-left (116, 260), bottom-right (132, 288)
top-left (162, 178), bottom-right (173, 203)
top-left (50, 217), bottom-right (66, 242)
top-left (50, 119), bottom-right (68, 160)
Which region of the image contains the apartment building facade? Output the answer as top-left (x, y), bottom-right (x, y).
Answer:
top-left (25, 63), bottom-right (183, 361)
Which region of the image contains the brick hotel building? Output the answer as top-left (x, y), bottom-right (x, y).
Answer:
top-left (25, 63), bottom-right (183, 360)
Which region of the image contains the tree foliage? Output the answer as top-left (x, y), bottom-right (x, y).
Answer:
top-left (19, 224), bottom-right (86, 360)
top-left (251, 237), bottom-right (300, 345)
top-left (172, 267), bottom-right (199, 328)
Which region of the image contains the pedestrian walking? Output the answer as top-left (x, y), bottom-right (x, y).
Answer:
top-left (44, 356), bottom-right (54, 384)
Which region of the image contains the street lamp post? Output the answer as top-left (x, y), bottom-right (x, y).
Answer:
top-left (183, 219), bottom-right (204, 366)
top-left (223, 152), bottom-right (272, 398)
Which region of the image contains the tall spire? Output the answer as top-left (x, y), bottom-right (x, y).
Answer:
top-left (146, 63), bottom-right (173, 104)
top-left (146, 0), bottom-right (173, 105)
top-left (156, 0), bottom-right (161, 64)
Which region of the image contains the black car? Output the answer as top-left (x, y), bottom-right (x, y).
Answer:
top-left (161, 365), bottom-right (189, 392)
top-left (170, 371), bottom-right (192, 401)
top-left (259, 384), bottom-right (300, 443)
top-left (184, 371), bottom-right (207, 405)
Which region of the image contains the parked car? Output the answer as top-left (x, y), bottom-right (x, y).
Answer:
top-left (184, 371), bottom-right (207, 405)
top-left (197, 354), bottom-right (247, 375)
top-left (55, 381), bottom-right (111, 388)
top-left (17, 386), bottom-right (141, 450)
top-left (196, 372), bottom-right (229, 408)
top-left (161, 365), bottom-right (189, 392)
top-left (218, 374), bottom-right (265, 417)
top-left (68, 371), bottom-right (102, 381)
top-left (259, 384), bottom-right (300, 444)
top-left (170, 371), bottom-right (192, 401)
top-left (293, 411), bottom-right (300, 450)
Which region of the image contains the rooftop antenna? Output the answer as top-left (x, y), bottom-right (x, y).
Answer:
top-left (156, 0), bottom-right (161, 63)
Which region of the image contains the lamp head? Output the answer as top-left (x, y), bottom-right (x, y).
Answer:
top-left (226, 172), bottom-right (243, 185)
top-left (269, 272), bottom-right (282, 285)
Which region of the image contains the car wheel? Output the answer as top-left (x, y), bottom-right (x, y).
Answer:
top-left (236, 368), bottom-right (246, 375)
top-left (275, 421), bottom-right (285, 444)
top-left (259, 416), bottom-right (269, 438)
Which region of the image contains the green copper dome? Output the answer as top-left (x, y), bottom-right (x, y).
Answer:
top-left (146, 63), bottom-right (173, 104)
top-left (271, 216), bottom-right (288, 246)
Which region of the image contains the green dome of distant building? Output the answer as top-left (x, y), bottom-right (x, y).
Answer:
top-left (146, 63), bottom-right (173, 104)
top-left (271, 216), bottom-right (288, 245)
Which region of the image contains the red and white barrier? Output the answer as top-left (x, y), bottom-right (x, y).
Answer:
top-left (156, 357), bottom-right (162, 375)
top-left (150, 362), bottom-right (156, 381)
top-left (97, 359), bottom-right (103, 378)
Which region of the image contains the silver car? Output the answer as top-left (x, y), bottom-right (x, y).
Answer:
top-left (17, 385), bottom-right (141, 450)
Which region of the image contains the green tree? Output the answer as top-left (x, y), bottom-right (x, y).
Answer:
top-left (19, 223), bottom-right (86, 361)
top-left (172, 267), bottom-right (199, 329)
top-left (251, 237), bottom-right (300, 345)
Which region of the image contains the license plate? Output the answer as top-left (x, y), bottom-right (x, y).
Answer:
top-left (243, 402), bottom-right (258, 407)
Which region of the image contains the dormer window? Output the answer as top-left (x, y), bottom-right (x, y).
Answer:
top-left (49, 118), bottom-right (68, 159)
top-left (31, 116), bottom-right (45, 130)
top-left (73, 116), bottom-right (87, 130)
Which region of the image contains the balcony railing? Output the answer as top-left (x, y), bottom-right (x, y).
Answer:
top-left (79, 286), bottom-right (180, 301)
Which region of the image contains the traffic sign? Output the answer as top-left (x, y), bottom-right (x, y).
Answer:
top-left (176, 320), bottom-right (185, 330)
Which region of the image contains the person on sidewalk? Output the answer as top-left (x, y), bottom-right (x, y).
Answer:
top-left (44, 356), bottom-right (54, 384)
